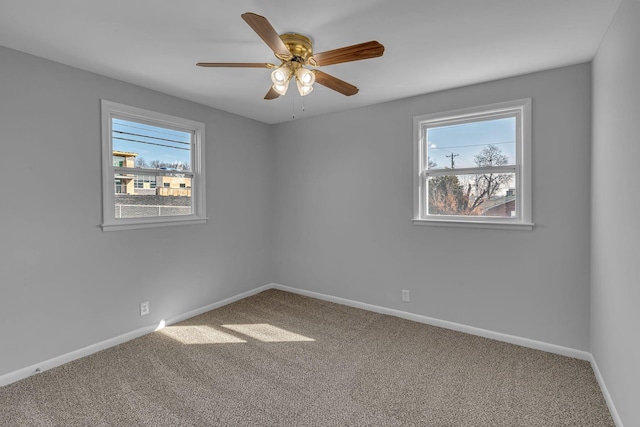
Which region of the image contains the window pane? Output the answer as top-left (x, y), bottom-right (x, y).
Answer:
top-left (112, 118), bottom-right (192, 172)
top-left (115, 179), bottom-right (125, 194)
top-left (113, 156), bottom-right (124, 167)
top-left (113, 172), bottom-right (192, 219)
top-left (427, 173), bottom-right (516, 217)
top-left (426, 117), bottom-right (516, 170)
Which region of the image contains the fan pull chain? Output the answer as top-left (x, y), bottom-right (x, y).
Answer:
top-left (291, 89), bottom-right (308, 120)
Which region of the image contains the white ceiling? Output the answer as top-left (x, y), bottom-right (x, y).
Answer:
top-left (0, 0), bottom-right (621, 124)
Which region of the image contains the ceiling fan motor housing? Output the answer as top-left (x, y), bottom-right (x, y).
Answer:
top-left (278, 33), bottom-right (313, 63)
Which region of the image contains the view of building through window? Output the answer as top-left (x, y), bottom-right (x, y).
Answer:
top-left (111, 118), bottom-right (194, 219)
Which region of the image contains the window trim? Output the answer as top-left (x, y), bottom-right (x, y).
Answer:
top-left (413, 98), bottom-right (533, 230)
top-left (100, 100), bottom-right (207, 231)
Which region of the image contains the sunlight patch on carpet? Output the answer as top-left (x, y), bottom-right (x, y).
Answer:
top-left (159, 325), bottom-right (247, 344)
top-left (221, 323), bottom-right (315, 342)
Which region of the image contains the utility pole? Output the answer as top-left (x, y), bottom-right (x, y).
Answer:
top-left (446, 152), bottom-right (459, 168)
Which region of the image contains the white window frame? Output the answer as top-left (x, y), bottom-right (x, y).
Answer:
top-left (413, 98), bottom-right (533, 230)
top-left (101, 100), bottom-right (207, 231)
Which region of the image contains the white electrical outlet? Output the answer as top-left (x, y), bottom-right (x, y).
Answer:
top-left (402, 290), bottom-right (410, 302)
top-left (140, 301), bottom-right (150, 316)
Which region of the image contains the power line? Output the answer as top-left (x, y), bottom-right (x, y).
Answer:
top-left (113, 129), bottom-right (190, 146)
top-left (114, 120), bottom-right (191, 140)
top-left (430, 140), bottom-right (514, 150)
top-left (113, 136), bottom-right (190, 151)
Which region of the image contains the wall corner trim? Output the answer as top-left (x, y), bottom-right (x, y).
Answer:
top-left (589, 354), bottom-right (625, 427)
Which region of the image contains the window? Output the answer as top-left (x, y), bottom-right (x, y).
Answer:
top-left (113, 156), bottom-right (124, 167)
top-left (115, 179), bottom-right (125, 194)
top-left (134, 175), bottom-right (157, 189)
top-left (101, 100), bottom-right (206, 231)
top-left (413, 99), bottom-right (532, 230)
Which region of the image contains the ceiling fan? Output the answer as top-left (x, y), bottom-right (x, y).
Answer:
top-left (197, 12), bottom-right (385, 100)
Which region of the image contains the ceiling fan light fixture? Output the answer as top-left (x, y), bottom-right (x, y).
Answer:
top-left (272, 81), bottom-right (290, 96)
top-left (296, 79), bottom-right (314, 96)
top-left (271, 66), bottom-right (291, 86)
top-left (295, 67), bottom-right (315, 86)
top-left (294, 67), bottom-right (315, 96)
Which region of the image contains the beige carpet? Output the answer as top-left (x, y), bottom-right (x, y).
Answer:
top-left (0, 289), bottom-right (614, 426)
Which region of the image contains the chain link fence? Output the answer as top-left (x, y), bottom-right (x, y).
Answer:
top-left (115, 204), bottom-right (192, 218)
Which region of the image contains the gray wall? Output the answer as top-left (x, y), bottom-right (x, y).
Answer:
top-left (592, 0), bottom-right (640, 425)
top-left (0, 46), bottom-right (273, 377)
top-left (272, 64), bottom-right (593, 351)
top-left (5, 30), bottom-right (632, 420)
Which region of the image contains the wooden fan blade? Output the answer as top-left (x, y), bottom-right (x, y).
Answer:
top-left (264, 87), bottom-right (280, 100)
top-left (310, 41), bottom-right (384, 67)
top-left (196, 62), bottom-right (274, 68)
top-left (313, 70), bottom-right (359, 96)
top-left (241, 12), bottom-right (291, 58)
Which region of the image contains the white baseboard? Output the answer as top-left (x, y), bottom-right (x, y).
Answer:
top-left (0, 323), bottom-right (160, 388)
top-left (0, 284), bottom-right (272, 387)
top-left (269, 283), bottom-right (591, 361)
top-left (589, 354), bottom-right (624, 427)
top-left (0, 281), bottom-right (624, 427)
top-left (270, 283), bottom-right (625, 425)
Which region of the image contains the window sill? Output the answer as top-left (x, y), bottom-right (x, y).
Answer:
top-left (101, 217), bottom-right (207, 232)
top-left (412, 218), bottom-right (534, 231)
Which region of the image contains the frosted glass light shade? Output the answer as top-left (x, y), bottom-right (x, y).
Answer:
top-left (295, 68), bottom-right (315, 86)
top-left (271, 67), bottom-right (291, 85)
top-left (272, 81), bottom-right (289, 96)
top-left (296, 79), bottom-right (313, 96)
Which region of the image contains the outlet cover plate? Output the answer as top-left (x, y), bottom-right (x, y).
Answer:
top-left (402, 290), bottom-right (410, 302)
